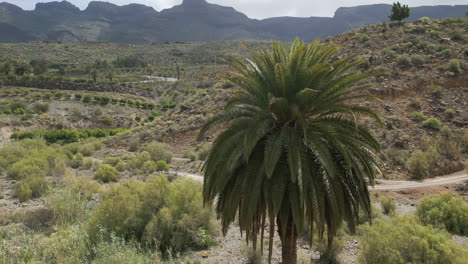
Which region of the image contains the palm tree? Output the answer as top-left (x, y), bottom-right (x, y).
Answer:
top-left (199, 40), bottom-right (382, 264)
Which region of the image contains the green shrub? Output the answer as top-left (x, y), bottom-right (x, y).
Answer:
top-left (34, 103), bottom-right (49, 113)
top-left (94, 164), bottom-right (120, 183)
top-left (83, 95), bottom-right (91, 103)
top-left (409, 111), bottom-right (426, 122)
top-left (143, 178), bottom-right (217, 253)
top-left (447, 59), bottom-right (461, 74)
top-left (155, 160), bottom-right (169, 172)
top-left (43, 92), bottom-right (53, 100)
top-left (103, 157), bottom-right (122, 167)
top-left (54, 92), bottom-right (63, 99)
top-left (98, 115), bottom-right (113, 126)
top-left (359, 216), bottom-right (467, 264)
top-left (396, 55), bottom-right (411, 69)
top-left (184, 151), bottom-right (197, 161)
top-left (143, 142), bottom-right (173, 163)
top-left (444, 108), bottom-right (456, 119)
top-left (436, 49), bottom-right (453, 58)
top-left (379, 195), bottom-right (396, 215)
top-left (46, 188), bottom-right (88, 226)
top-left (440, 126), bottom-right (452, 137)
top-left (142, 160), bottom-right (158, 173)
top-left (416, 192), bottom-right (468, 236)
top-left (406, 148), bottom-right (440, 179)
top-left (411, 55), bottom-right (425, 67)
top-left (15, 176), bottom-right (49, 202)
top-left (422, 117), bottom-right (442, 130)
top-left (88, 177), bottom-right (169, 240)
top-left (78, 144), bottom-right (95, 157)
top-left (7, 156), bottom-right (49, 180)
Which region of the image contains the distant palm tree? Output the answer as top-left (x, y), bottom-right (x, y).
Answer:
top-left (199, 40), bottom-right (382, 264)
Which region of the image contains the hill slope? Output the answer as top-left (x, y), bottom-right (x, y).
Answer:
top-left (0, 0), bottom-right (466, 43)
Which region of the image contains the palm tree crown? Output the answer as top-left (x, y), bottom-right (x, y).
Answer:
top-left (200, 39), bottom-right (382, 263)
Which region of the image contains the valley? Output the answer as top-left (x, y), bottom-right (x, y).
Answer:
top-left (0, 14), bottom-right (467, 264)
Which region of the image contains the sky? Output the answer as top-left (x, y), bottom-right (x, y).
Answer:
top-left (9, 0), bottom-right (468, 19)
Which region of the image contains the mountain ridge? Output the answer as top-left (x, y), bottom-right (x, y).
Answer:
top-left (0, 1), bottom-right (467, 43)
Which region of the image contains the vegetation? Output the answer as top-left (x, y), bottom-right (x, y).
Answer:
top-left (389, 2), bottom-right (410, 22)
top-left (379, 195), bottom-right (396, 215)
top-left (416, 192), bottom-right (468, 236)
top-left (359, 216), bottom-right (467, 264)
top-left (94, 164), bottom-right (120, 183)
top-left (200, 40), bottom-right (382, 263)
top-left (11, 128), bottom-right (127, 144)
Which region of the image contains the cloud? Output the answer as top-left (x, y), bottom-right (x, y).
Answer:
top-left (9, 0), bottom-right (467, 18)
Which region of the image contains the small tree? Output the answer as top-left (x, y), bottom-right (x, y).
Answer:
top-left (389, 2), bottom-right (410, 22)
top-left (1, 62), bottom-right (12, 75)
top-left (14, 61), bottom-right (31, 76)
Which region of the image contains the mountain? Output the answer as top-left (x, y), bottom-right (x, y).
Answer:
top-left (0, 0), bottom-right (467, 43)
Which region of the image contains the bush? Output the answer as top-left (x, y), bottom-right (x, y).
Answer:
top-left (409, 111), bottom-right (426, 122)
top-left (88, 177), bottom-right (167, 240)
top-left (142, 160), bottom-right (158, 173)
top-left (54, 92), bottom-right (63, 99)
top-left (92, 234), bottom-right (159, 264)
top-left (359, 216), bottom-right (467, 264)
top-left (379, 195), bottom-right (396, 215)
top-left (396, 55), bottom-right (411, 69)
top-left (83, 95), bottom-right (92, 103)
top-left (422, 117), bottom-right (442, 130)
top-left (155, 160), bottom-right (169, 172)
top-left (143, 178), bottom-right (217, 253)
top-left (406, 148), bottom-right (439, 179)
top-left (447, 59), bottom-right (461, 74)
top-left (94, 164), bottom-right (120, 183)
top-left (436, 49), bottom-right (453, 58)
top-left (98, 115), bottom-right (113, 126)
top-left (34, 103), bottom-right (49, 113)
top-left (46, 188), bottom-right (88, 225)
top-left (103, 157), bottom-right (122, 167)
top-left (411, 55), bottom-right (425, 67)
top-left (444, 108), bottom-right (456, 119)
top-left (15, 176), bottom-right (49, 202)
top-left (78, 144), bottom-right (95, 157)
top-left (143, 142), bottom-right (173, 163)
top-left (416, 192), bottom-right (468, 235)
top-left (184, 151), bottom-right (197, 161)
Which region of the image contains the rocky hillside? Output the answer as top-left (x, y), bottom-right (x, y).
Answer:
top-left (0, 0), bottom-right (466, 43)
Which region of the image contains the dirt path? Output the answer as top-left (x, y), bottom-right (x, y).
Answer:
top-left (167, 170), bottom-right (468, 191)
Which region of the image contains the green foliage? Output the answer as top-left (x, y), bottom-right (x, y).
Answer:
top-left (46, 188), bottom-right (89, 226)
top-left (11, 128), bottom-right (127, 144)
top-left (406, 148), bottom-right (439, 179)
top-left (359, 216), bottom-right (467, 264)
top-left (379, 195), bottom-right (396, 215)
top-left (142, 160), bottom-right (158, 173)
top-left (436, 49), bottom-right (453, 58)
top-left (143, 142), bottom-right (173, 163)
top-left (34, 103), bottom-right (49, 113)
top-left (143, 178), bottom-right (217, 253)
top-left (389, 2), bottom-right (410, 22)
top-left (416, 192), bottom-right (468, 236)
top-left (409, 111), bottom-right (426, 122)
top-left (78, 144), bottom-right (96, 157)
top-left (422, 117), bottom-right (442, 130)
top-left (444, 108), bottom-right (456, 119)
top-left (184, 151), bottom-right (197, 161)
top-left (410, 55), bottom-right (425, 67)
top-left (94, 164), bottom-right (120, 183)
top-left (127, 151), bottom-right (151, 171)
top-left (396, 55), bottom-right (411, 69)
top-left (15, 176), bottom-right (49, 202)
top-left (447, 59), bottom-right (461, 74)
top-left (155, 160), bottom-right (169, 172)
top-left (199, 40), bottom-right (382, 261)
top-left (103, 157), bottom-right (123, 167)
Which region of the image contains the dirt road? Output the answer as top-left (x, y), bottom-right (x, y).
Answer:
top-left (168, 170), bottom-right (468, 191)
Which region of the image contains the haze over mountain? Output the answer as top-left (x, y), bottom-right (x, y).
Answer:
top-left (0, 0), bottom-right (466, 43)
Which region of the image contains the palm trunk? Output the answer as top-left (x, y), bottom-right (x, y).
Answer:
top-left (277, 214), bottom-right (297, 264)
